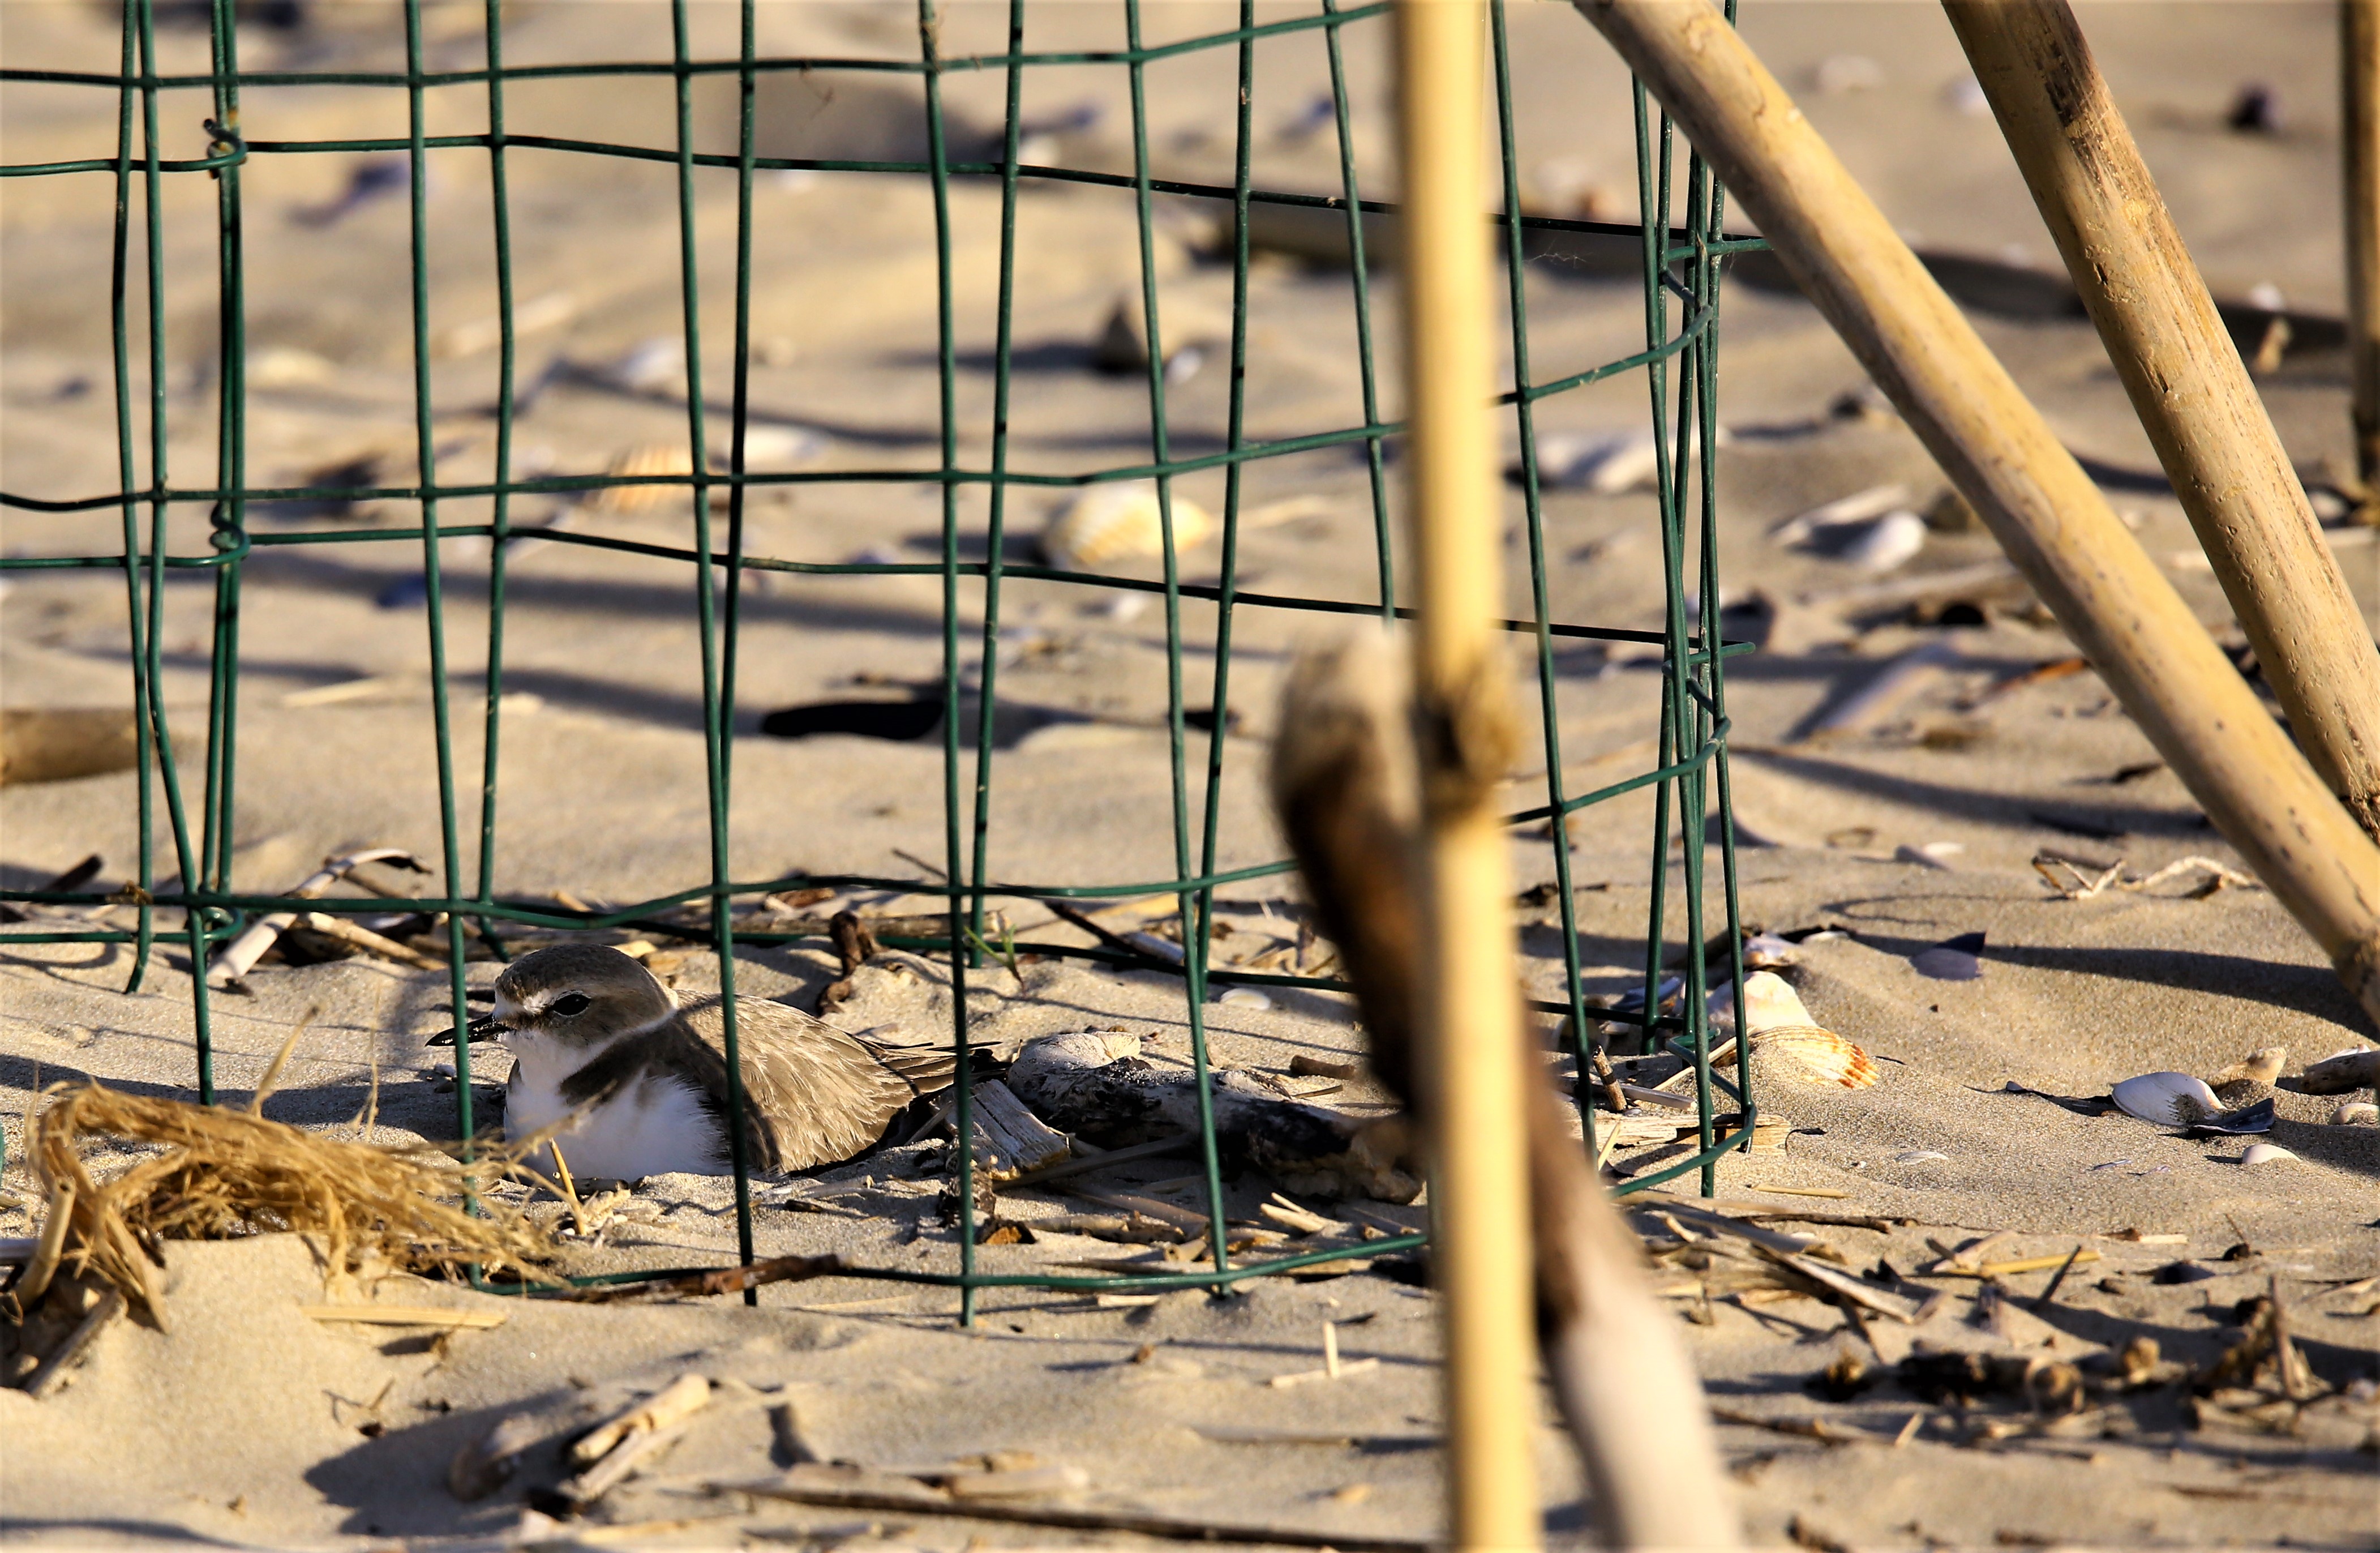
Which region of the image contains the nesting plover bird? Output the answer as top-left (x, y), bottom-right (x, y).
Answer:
top-left (432, 943), bottom-right (959, 1179)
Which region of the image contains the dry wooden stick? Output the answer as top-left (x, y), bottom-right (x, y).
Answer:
top-left (1395, 3), bottom-right (1543, 1545)
top-left (1944, 0), bottom-right (2380, 841)
top-left (1270, 631), bottom-right (1738, 1550)
top-left (2348, 0), bottom-right (2380, 485)
top-left (1570, 0), bottom-right (2380, 1026)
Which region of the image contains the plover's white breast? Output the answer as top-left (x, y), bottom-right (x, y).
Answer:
top-left (504, 1033), bottom-right (725, 1179)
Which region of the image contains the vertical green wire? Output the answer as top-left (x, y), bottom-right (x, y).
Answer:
top-left (1490, 0), bottom-right (1596, 1161)
top-left (200, 0), bottom-right (246, 912)
top-left (669, 0), bottom-right (757, 1293)
top-left (964, 0), bottom-right (1028, 962)
top-left (131, 0), bottom-right (209, 1098)
top-left (400, 0), bottom-right (476, 1146)
top-left (917, 0), bottom-right (979, 1327)
top-left (472, 0), bottom-right (517, 964)
top-left (719, 0), bottom-right (758, 826)
top-left (110, 0), bottom-right (155, 995)
top-left (1185, 0), bottom-right (1258, 1277)
top-left (1318, 0), bottom-right (1393, 618)
top-left (1122, 0), bottom-right (1230, 1281)
top-left (1671, 157), bottom-right (1714, 1197)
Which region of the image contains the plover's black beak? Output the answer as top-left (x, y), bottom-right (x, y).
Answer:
top-left (426, 1014), bottom-right (508, 1048)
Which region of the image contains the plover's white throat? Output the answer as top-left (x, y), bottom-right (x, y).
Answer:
top-left (439, 943), bottom-right (961, 1180)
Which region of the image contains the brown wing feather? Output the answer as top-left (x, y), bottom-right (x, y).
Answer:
top-left (675, 995), bottom-right (925, 1172)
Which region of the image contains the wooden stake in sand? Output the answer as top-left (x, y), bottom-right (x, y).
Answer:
top-left (1944, 0), bottom-right (2380, 843)
top-left (2347, 0), bottom-right (2380, 485)
top-left (1392, 3), bottom-right (1540, 1544)
top-left (1569, 0), bottom-right (2380, 1027)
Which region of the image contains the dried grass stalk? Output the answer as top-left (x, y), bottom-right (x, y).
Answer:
top-left (29, 1082), bottom-right (556, 1314)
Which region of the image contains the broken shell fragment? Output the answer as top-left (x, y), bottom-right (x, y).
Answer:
top-left (2110, 1071), bottom-right (2222, 1127)
top-left (1040, 481), bottom-right (1216, 572)
top-left (1740, 931), bottom-right (1799, 970)
top-left (1893, 1149), bottom-right (1949, 1164)
top-left (591, 442), bottom-right (696, 513)
top-left (2331, 1101), bottom-right (2378, 1126)
top-left (2210, 1046), bottom-right (2287, 1088)
top-left (2238, 1142), bottom-right (2297, 1166)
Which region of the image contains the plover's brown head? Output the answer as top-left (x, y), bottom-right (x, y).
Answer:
top-left (491, 943), bottom-right (675, 1049)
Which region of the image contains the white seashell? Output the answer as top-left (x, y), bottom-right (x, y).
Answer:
top-left (1910, 931), bottom-right (1984, 981)
top-left (1534, 429), bottom-right (1662, 493)
top-left (2209, 1047), bottom-right (2287, 1088)
top-left (2331, 1101), bottom-right (2378, 1126)
top-left (1742, 932), bottom-right (1799, 970)
top-left (1217, 987), bottom-right (1272, 1011)
top-left (1040, 481), bottom-right (1216, 572)
top-left (2239, 1143), bottom-right (2297, 1166)
top-left (2111, 1071), bottom-right (2222, 1127)
top-left (1893, 1149), bottom-right (1949, 1164)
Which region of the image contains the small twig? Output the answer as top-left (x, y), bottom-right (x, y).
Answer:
top-left (2029, 1243), bottom-right (2088, 1314)
top-left (24, 1288), bottom-right (126, 1398)
top-left (551, 1253), bottom-right (843, 1304)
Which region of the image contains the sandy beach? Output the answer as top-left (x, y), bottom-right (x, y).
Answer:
top-left (3, 1), bottom-right (2377, 1547)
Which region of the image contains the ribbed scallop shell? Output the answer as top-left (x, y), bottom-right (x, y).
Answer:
top-left (1040, 481), bottom-right (1215, 572)
top-left (2111, 1071), bottom-right (2221, 1127)
top-left (592, 442), bottom-right (696, 513)
top-left (1739, 971), bottom-right (1878, 1089)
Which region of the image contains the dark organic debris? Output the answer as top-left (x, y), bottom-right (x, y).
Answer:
top-left (1808, 1350), bottom-right (1875, 1402)
top-left (2152, 1260), bottom-right (2218, 1286)
top-left (2184, 1098), bottom-right (2275, 1137)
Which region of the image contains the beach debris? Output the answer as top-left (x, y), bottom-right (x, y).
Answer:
top-left (1809, 1350), bottom-right (1875, 1401)
top-left (301, 1304), bottom-right (505, 1329)
top-left (1216, 987), bottom-right (1273, 1011)
top-left (1040, 481), bottom-right (1215, 572)
top-left (2227, 84), bottom-right (2282, 134)
top-left (1898, 1350), bottom-right (2084, 1414)
top-left (590, 442), bottom-right (695, 514)
top-left (1740, 932), bottom-right (1798, 970)
top-left (2210, 1047), bottom-right (2287, 1089)
top-left (2152, 1260), bottom-right (2218, 1285)
top-left (20, 1285), bottom-right (126, 1400)
top-left (0, 708), bottom-right (142, 786)
top-left (1891, 841), bottom-right (1966, 871)
top-left (2000, 1079), bottom-right (2112, 1116)
top-left (2111, 1071), bottom-right (2222, 1127)
top-left (2028, 1244), bottom-right (2089, 1313)
top-left (553, 1374), bottom-right (714, 1511)
top-left (1004, 1030), bottom-right (1418, 1202)
top-left (2184, 1098), bottom-right (2274, 1136)
top-left (1529, 427), bottom-right (1664, 493)
top-left (2237, 1143), bottom-right (2297, 1166)
top-left (815, 909), bottom-right (882, 1014)
top-left (1813, 53), bottom-right (1884, 93)
top-left (1772, 485), bottom-right (1927, 571)
top-left (205, 846), bottom-right (430, 986)
top-left (2331, 1101), bottom-right (2378, 1126)
top-left (1790, 639), bottom-right (1963, 743)
top-left (1910, 931), bottom-right (1984, 981)
top-left (1719, 973), bottom-right (1877, 1089)
top-left (1268, 1357), bottom-right (1381, 1388)
top-left (2294, 1048), bottom-right (2380, 1094)
top-left (25, 1081), bottom-right (555, 1316)
top-left (1892, 1149), bottom-right (1949, 1165)
top-left (966, 1080), bottom-right (1072, 1183)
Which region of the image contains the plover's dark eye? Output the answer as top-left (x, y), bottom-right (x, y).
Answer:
top-left (551, 992), bottom-right (592, 1017)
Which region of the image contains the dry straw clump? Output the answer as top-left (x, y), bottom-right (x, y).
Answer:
top-left (27, 1082), bottom-right (557, 1316)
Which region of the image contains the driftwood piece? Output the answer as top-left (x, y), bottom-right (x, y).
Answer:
top-left (1005, 1031), bottom-right (1420, 1203)
top-left (23, 1287), bottom-right (125, 1399)
top-left (723, 1468), bottom-right (1433, 1552)
top-left (572, 1373), bottom-right (712, 1465)
top-left (1268, 628), bottom-right (1738, 1549)
top-left (205, 848), bottom-right (429, 985)
top-left (1569, 0), bottom-right (2380, 1026)
top-left (966, 1079), bottom-right (1071, 1182)
top-left (1948, 0), bottom-right (2380, 841)
top-left (2295, 1049), bottom-right (2380, 1093)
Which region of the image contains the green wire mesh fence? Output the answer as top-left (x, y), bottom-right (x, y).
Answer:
top-left (1, 0), bottom-right (1757, 1315)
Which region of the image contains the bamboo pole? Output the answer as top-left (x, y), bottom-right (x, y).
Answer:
top-left (2347, 0), bottom-right (2380, 489)
top-left (1944, 0), bottom-right (2380, 844)
top-left (1393, 3), bottom-right (1542, 1547)
top-left (1568, 0), bottom-right (2380, 1026)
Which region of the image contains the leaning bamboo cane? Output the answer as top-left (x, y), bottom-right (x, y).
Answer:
top-left (1393, 3), bottom-right (1542, 1546)
top-left (2345, 0), bottom-right (2380, 489)
top-left (1568, 0), bottom-right (2380, 1025)
top-left (1271, 631), bottom-right (1739, 1550)
top-left (1944, 0), bottom-right (2380, 843)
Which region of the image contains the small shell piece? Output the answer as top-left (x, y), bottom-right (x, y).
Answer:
top-left (2239, 1142), bottom-right (2298, 1166)
top-left (592, 442), bottom-right (696, 513)
top-left (1040, 481), bottom-right (1216, 572)
top-left (2331, 1101), bottom-right (2378, 1126)
top-left (1740, 971), bottom-right (1878, 1089)
top-left (2209, 1047), bottom-right (2287, 1088)
top-left (1910, 931), bottom-right (1985, 981)
top-left (2111, 1071), bottom-right (2221, 1127)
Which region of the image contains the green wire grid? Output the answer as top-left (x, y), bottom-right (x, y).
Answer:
top-left (1, 0), bottom-right (1759, 1319)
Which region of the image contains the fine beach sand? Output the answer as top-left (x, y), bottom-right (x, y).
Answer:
top-left (4, 2), bottom-right (2378, 1547)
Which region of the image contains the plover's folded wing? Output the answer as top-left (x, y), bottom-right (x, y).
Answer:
top-left (677, 995), bottom-right (920, 1172)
